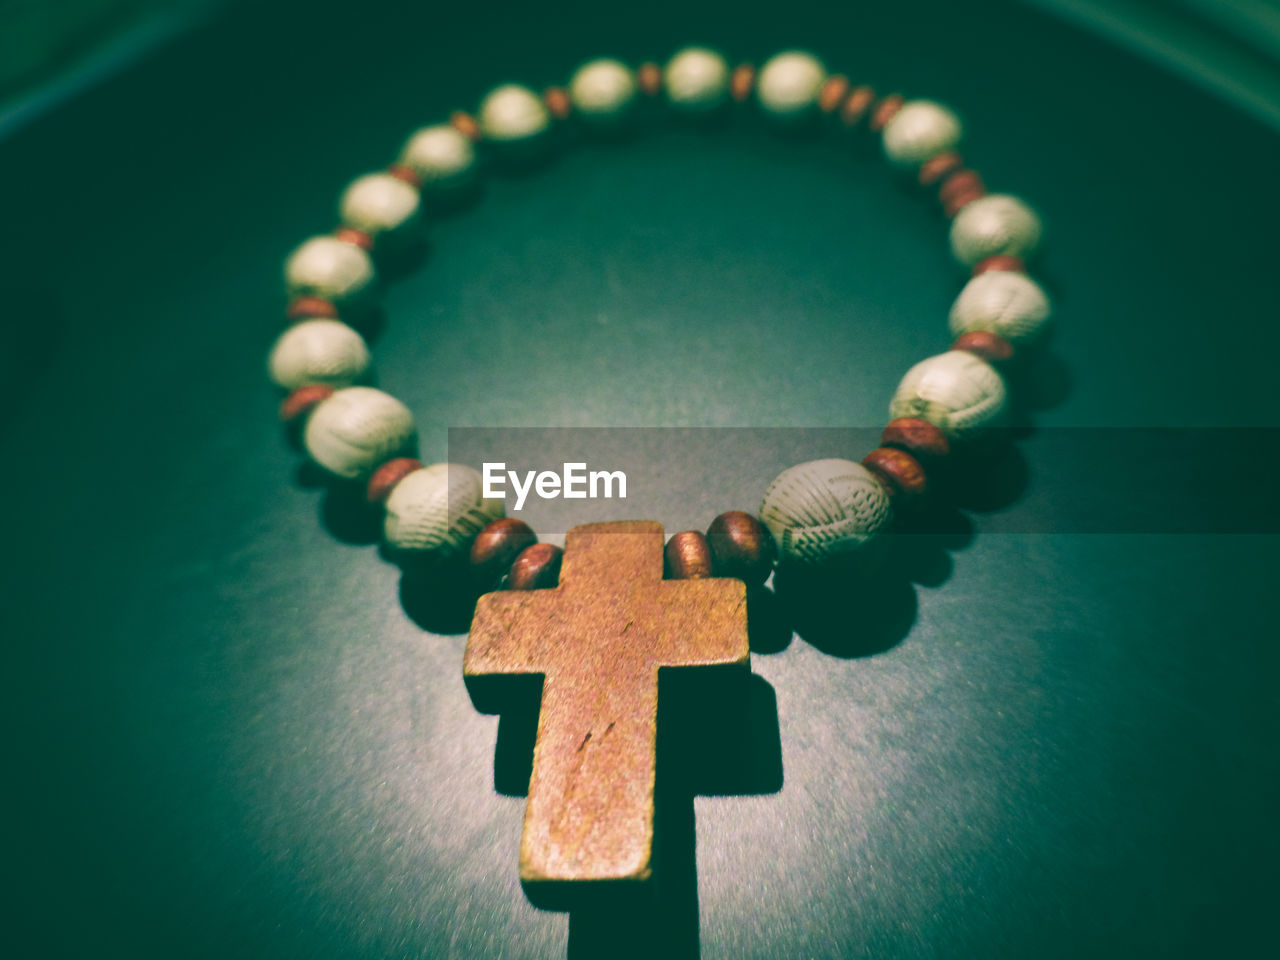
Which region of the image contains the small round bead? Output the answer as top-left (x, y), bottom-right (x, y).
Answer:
top-left (881, 417), bottom-right (951, 461)
top-left (756, 51), bottom-right (826, 119)
top-left (840, 85), bottom-right (876, 126)
top-left (889, 351), bottom-right (1007, 441)
top-left (730, 63), bottom-right (755, 103)
top-left (663, 46), bottom-right (731, 113)
top-left (949, 270), bottom-right (1051, 346)
top-left (950, 194), bottom-right (1043, 266)
top-left (973, 254), bottom-right (1025, 276)
top-left (304, 386), bottom-right (416, 480)
top-left (267, 318), bottom-right (371, 390)
top-left (818, 74), bottom-right (851, 114)
top-left (637, 62), bottom-right (662, 96)
top-left (399, 124), bottom-right (477, 188)
top-left (339, 172), bottom-right (421, 240)
top-left (384, 462), bottom-right (504, 556)
top-left (882, 99), bottom-right (962, 167)
top-left (471, 518), bottom-right (539, 590)
top-left (508, 543), bottom-right (563, 590)
top-left (284, 235), bottom-right (375, 305)
top-left (952, 330), bottom-right (1014, 364)
top-left (919, 150), bottom-right (963, 186)
top-left (944, 187), bottom-right (987, 219)
top-left (450, 111), bottom-right (482, 142)
top-left (286, 296), bottom-right (339, 322)
top-left (706, 511), bottom-right (775, 585)
top-left (543, 86), bottom-right (571, 120)
top-left (664, 531), bottom-right (713, 579)
top-left (279, 384), bottom-right (334, 424)
top-left (569, 58), bottom-right (638, 122)
top-left (333, 227), bottom-right (374, 251)
top-left (862, 447), bottom-right (928, 504)
top-left (938, 168), bottom-right (985, 207)
top-left (386, 164), bottom-right (422, 188)
top-left (367, 457), bottom-right (424, 505)
top-left (478, 84), bottom-right (551, 142)
top-left (869, 93), bottom-right (904, 132)
top-left (759, 459), bottom-right (892, 565)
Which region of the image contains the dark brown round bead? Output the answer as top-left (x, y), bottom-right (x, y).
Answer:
top-left (818, 75), bottom-right (851, 114)
top-left (508, 543), bottom-right (564, 591)
top-left (386, 163), bottom-right (423, 188)
top-left (279, 384), bottom-right (334, 424)
top-left (944, 188), bottom-right (986, 219)
top-left (939, 169), bottom-right (986, 217)
top-left (637, 62), bottom-right (662, 97)
top-left (286, 296), bottom-right (340, 323)
top-left (862, 447), bottom-right (928, 504)
top-left (366, 457), bottom-right (424, 505)
top-left (471, 518), bottom-right (539, 590)
top-left (972, 254), bottom-right (1025, 276)
top-left (840, 85), bottom-right (876, 127)
top-left (953, 330), bottom-right (1015, 364)
top-left (664, 531), bottom-right (713, 580)
top-left (869, 93), bottom-right (904, 132)
top-left (730, 63), bottom-right (755, 103)
top-left (881, 417), bottom-right (951, 462)
top-left (333, 226), bottom-right (374, 251)
top-left (450, 110), bottom-right (482, 142)
top-left (919, 149), bottom-right (963, 187)
top-left (706, 511), bottom-right (775, 585)
top-left (543, 86), bottom-right (571, 120)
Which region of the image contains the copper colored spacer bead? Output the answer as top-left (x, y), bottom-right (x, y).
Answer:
top-left (471, 518), bottom-right (539, 590)
top-left (450, 110), bottom-right (482, 142)
top-left (286, 296), bottom-right (340, 322)
top-left (334, 226), bottom-right (374, 251)
top-left (366, 457), bottom-right (423, 504)
top-left (706, 510), bottom-right (776, 586)
top-left (637, 62), bottom-right (662, 96)
top-left (944, 188), bottom-right (987, 219)
top-left (939, 168), bottom-right (985, 206)
top-left (730, 63), bottom-right (755, 103)
top-left (863, 447), bottom-right (928, 504)
top-left (919, 149), bottom-right (964, 187)
top-left (953, 330), bottom-right (1015, 364)
top-left (869, 93), bottom-right (904, 132)
top-left (840, 85), bottom-right (876, 127)
top-left (386, 163), bottom-right (423, 188)
top-left (664, 531), bottom-right (714, 580)
top-left (507, 543), bottom-right (563, 591)
top-left (280, 384), bottom-right (335, 424)
top-left (881, 417), bottom-right (951, 461)
top-left (543, 86), bottom-right (571, 120)
top-left (972, 254), bottom-right (1025, 276)
top-left (818, 74), bottom-right (851, 114)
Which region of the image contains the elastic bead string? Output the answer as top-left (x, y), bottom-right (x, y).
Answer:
top-left (269, 46), bottom-right (1051, 589)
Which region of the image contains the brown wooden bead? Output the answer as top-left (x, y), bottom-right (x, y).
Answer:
top-left (953, 330), bottom-right (1015, 364)
top-left (939, 168), bottom-right (984, 203)
top-left (944, 188), bottom-right (987, 219)
top-left (881, 417), bottom-right (951, 461)
top-left (730, 63), bottom-right (755, 103)
top-left (664, 531), bottom-right (713, 580)
top-left (818, 74), bottom-right (851, 114)
top-left (450, 110), bottom-right (482, 142)
top-left (279, 384), bottom-right (335, 423)
top-left (366, 457), bottom-right (424, 505)
top-left (543, 86), bottom-right (571, 120)
top-left (869, 93), bottom-right (904, 132)
top-left (972, 254), bottom-right (1025, 276)
top-left (637, 62), bottom-right (662, 96)
top-left (471, 518), bottom-right (539, 590)
top-left (839, 85), bottom-right (876, 127)
top-left (507, 542), bottom-right (564, 590)
top-left (333, 226), bottom-right (374, 251)
top-left (919, 149), bottom-right (963, 186)
top-left (386, 163), bottom-right (423, 188)
top-left (863, 447), bottom-right (928, 503)
top-left (706, 510), bottom-right (776, 586)
top-left (286, 296), bottom-right (340, 322)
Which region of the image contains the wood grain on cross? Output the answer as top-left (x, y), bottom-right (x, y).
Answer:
top-left (464, 520), bottom-right (749, 895)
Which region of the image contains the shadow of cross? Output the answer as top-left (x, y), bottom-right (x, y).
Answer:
top-left (464, 520), bottom-right (749, 907)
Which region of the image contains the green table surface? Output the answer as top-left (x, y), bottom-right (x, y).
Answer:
top-left (3, 0), bottom-right (1277, 957)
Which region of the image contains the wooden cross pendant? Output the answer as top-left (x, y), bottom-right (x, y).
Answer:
top-left (464, 520), bottom-right (749, 900)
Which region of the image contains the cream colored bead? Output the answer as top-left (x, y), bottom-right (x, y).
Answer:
top-left (949, 271), bottom-right (1052, 346)
top-left (889, 351), bottom-right (1007, 440)
top-left (569, 58), bottom-right (637, 121)
top-left (478, 84), bottom-right (550, 142)
top-left (950, 194), bottom-right (1043, 266)
top-left (663, 46), bottom-right (730, 112)
top-left (759, 459), bottom-right (892, 565)
top-left (303, 387), bottom-right (415, 480)
top-left (339, 172), bottom-right (421, 238)
top-left (882, 99), bottom-right (962, 167)
top-left (755, 50), bottom-right (826, 119)
top-left (267, 319), bottom-right (370, 390)
top-left (284, 235), bottom-right (375, 305)
top-left (384, 462), bottom-right (505, 556)
top-left (398, 124), bottom-right (476, 188)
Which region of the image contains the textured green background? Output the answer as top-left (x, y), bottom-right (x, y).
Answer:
top-left (3, 0), bottom-right (1277, 957)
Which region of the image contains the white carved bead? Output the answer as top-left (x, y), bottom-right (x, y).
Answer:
top-left (478, 84), bottom-right (550, 142)
top-left (384, 462), bottom-right (505, 556)
top-left (756, 50), bottom-right (827, 119)
top-left (950, 194), bottom-right (1043, 266)
top-left (267, 319), bottom-right (370, 390)
top-left (889, 351), bottom-right (1007, 440)
top-left (339, 172), bottom-right (421, 238)
top-left (882, 99), bottom-right (962, 167)
top-left (949, 271), bottom-right (1052, 346)
top-left (284, 235), bottom-right (375, 305)
top-left (663, 46), bottom-right (730, 112)
top-left (569, 58), bottom-right (638, 121)
top-left (398, 124), bottom-right (476, 188)
top-left (303, 387), bottom-right (416, 480)
top-left (759, 458), bottom-right (892, 565)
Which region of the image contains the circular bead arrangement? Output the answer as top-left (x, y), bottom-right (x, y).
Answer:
top-left (270, 46), bottom-right (1050, 589)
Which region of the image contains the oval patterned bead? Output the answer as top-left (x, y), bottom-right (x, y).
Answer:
top-left (759, 459), bottom-right (892, 565)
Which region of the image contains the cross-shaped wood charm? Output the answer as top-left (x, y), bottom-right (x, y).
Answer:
top-left (464, 520), bottom-right (749, 898)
